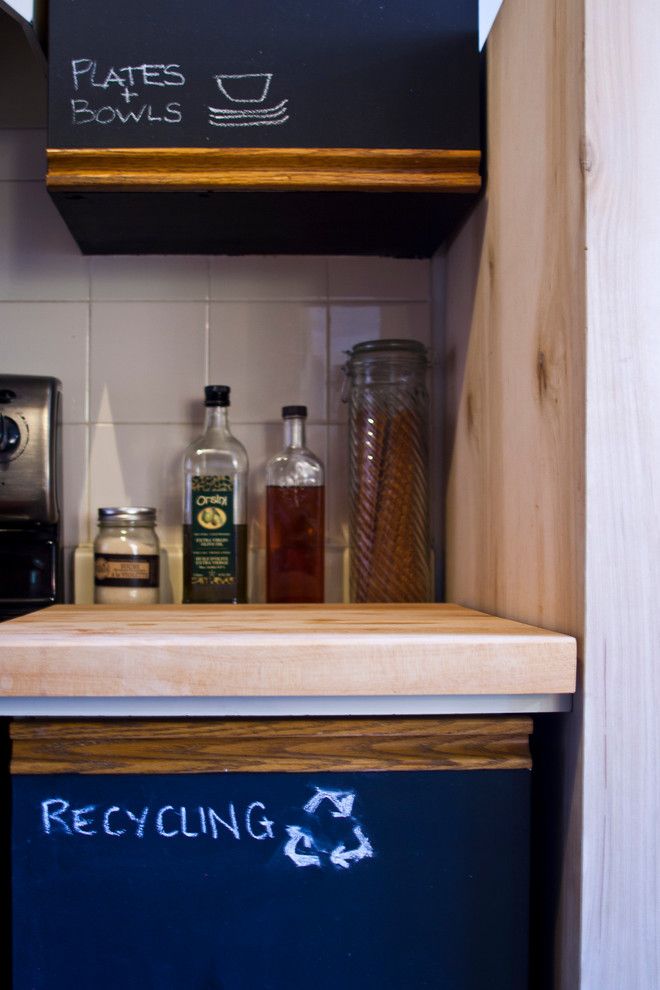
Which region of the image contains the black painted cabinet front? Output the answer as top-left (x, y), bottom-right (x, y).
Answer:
top-left (46, 0), bottom-right (482, 256)
top-left (13, 770), bottom-right (529, 989)
top-left (49, 0), bottom-right (479, 152)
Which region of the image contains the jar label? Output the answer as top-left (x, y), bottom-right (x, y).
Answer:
top-left (95, 553), bottom-right (159, 588)
top-left (189, 475), bottom-right (235, 585)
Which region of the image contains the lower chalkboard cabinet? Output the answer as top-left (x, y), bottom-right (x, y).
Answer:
top-left (11, 718), bottom-right (531, 990)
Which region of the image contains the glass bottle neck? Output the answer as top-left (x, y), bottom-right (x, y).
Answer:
top-left (284, 416), bottom-right (306, 449)
top-left (204, 405), bottom-right (230, 432)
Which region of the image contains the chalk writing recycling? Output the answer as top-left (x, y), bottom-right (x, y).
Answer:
top-left (39, 785), bottom-right (375, 871)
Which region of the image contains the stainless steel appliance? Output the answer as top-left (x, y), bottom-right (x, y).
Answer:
top-left (0, 375), bottom-right (62, 620)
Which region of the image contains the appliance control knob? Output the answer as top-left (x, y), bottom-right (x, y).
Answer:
top-left (0, 413), bottom-right (21, 453)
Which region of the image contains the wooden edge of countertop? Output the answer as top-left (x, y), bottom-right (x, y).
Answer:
top-left (46, 147), bottom-right (482, 193)
top-left (10, 716), bottom-right (533, 773)
top-left (0, 603), bottom-right (577, 699)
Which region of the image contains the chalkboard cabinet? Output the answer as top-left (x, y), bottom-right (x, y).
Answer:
top-left (46, 0), bottom-right (482, 255)
top-left (11, 717), bottom-right (530, 990)
top-left (0, 606), bottom-right (576, 986)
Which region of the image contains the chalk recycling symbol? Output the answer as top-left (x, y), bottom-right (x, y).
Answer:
top-left (284, 788), bottom-right (374, 870)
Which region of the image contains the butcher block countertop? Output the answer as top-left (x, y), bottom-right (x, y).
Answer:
top-left (0, 603), bottom-right (576, 716)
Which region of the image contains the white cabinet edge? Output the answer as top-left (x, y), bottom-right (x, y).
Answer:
top-left (0, 694), bottom-right (572, 716)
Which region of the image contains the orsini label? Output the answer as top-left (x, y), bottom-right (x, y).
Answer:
top-left (190, 475), bottom-right (234, 585)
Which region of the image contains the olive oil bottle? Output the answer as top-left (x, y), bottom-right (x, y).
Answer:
top-left (182, 385), bottom-right (248, 603)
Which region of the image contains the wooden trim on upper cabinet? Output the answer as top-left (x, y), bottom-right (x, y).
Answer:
top-left (46, 147), bottom-right (482, 193)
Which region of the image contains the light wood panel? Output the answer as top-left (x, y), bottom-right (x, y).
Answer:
top-left (445, 0), bottom-right (660, 985)
top-left (582, 1), bottom-right (660, 985)
top-left (10, 716), bottom-right (532, 773)
top-left (442, 0), bottom-right (585, 985)
top-left (46, 147), bottom-right (482, 193)
top-left (444, 0), bottom-right (585, 636)
top-left (0, 603), bottom-right (576, 699)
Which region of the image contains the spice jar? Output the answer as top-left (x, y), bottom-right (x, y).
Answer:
top-left (343, 339), bottom-right (433, 603)
top-left (94, 507), bottom-right (160, 604)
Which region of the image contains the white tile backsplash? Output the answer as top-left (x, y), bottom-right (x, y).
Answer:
top-left (0, 301), bottom-right (89, 422)
top-left (248, 547), bottom-right (266, 604)
top-left (325, 547), bottom-right (348, 603)
top-left (91, 256), bottom-right (209, 301)
top-left (328, 257), bottom-right (430, 300)
top-left (209, 302), bottom-right (327, 424)
top-left (61, 424), bottom-right (89, 548)
top-left (89, 423), bottom-right (197, 544)
top-left (0, 129), bottom-right (47, 181)
top-left (211, 256), bottom-right (327, 300)
top-left (326, 424), bottom-right (350, 546)
top-left (1, 126), bottom-right (432, 601)
top-left (90, 301), bottom-right (207, 424)
top-left (0, 182), bottom-right (89, 300)
top-left (232, 421), bottom-right (280, 549)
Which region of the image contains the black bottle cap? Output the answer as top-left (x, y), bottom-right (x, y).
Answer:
top-left (282, 405), bottom-right (307, 418)
top-left (205, 385), bottom-right (230, 407)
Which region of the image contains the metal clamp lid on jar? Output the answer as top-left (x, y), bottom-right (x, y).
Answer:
top-left (341, 338), bottom-right (429, 397)
top-left (97, 507), bottom-right (157, 525)
top-left (346, 338), bottom-right (428, 357)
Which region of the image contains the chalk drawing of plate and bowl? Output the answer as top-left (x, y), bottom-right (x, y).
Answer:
top-left (208, 72), bottom-right (289, 127)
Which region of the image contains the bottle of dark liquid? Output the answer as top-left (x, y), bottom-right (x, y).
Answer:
top-left (182, 385), bottom-right (248, 604)
top-left (266, 405), bottom-right (324, 604)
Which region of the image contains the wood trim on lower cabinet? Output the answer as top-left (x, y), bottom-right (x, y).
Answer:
top-left (10, 716), bottom-right (532, 774)
top-left (46, 147), bottom-right (482, 193)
